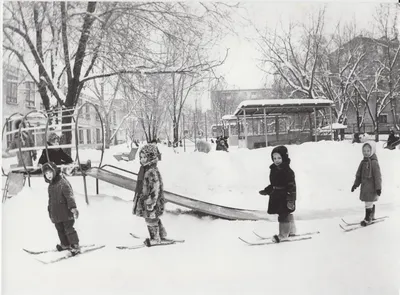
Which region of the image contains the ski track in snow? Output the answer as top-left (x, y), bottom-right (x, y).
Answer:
top-left (2, 141), bottom-right (400, 295)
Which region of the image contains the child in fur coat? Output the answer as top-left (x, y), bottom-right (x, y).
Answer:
top-left (351, 141), bottom-right (382, 226)
top-left (132, 144), bottom-right (166, 246)
top-left (259, 145), bottom-right (297, 243)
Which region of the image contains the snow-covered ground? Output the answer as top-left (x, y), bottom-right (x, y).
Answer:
top-left (2, 140), bottom-right (400, 295)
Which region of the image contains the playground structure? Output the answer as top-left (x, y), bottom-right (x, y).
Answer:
top-left (223, 99), bottom-right (335, 149)
top-left (2, 103), bottom-right (105, 203)
top-left (2, 107), bottom-right (269, 220)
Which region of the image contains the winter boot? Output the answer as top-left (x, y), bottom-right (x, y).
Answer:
top-left (272, 222), bottom-right (291, 243)
top-left (360, 208), bottom-right (373, 227)
top-left (56, 244), bottom-right (70, 252)
top-left (158, 220), bottom-right (168, 240)
top-left (144, 225), bottom-right (161, 247)
top-left (287, 214), bottom-right (297, 237)
top-left (69, 244), bottom-right (81, 256)
top-left (371, 205), bottom-right (376, 220)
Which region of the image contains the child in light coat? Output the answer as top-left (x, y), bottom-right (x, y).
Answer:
top-left (351, 141), bottom-right (382, 226)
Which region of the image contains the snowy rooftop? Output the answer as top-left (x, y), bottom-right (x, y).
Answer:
top-left (234, 99), bottom-right (334, 116)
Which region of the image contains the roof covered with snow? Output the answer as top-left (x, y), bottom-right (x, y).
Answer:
top-left (233, 99), bottom-right (334, 116)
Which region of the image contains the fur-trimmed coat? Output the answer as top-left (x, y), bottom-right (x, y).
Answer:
top-left (264, 162), bottom-right (297, 216)
top-left (353, 153), bottom-right (382, 202)
top-left (132, 163), bottom-right (165, 219)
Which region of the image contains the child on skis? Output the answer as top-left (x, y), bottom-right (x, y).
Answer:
top-left (351, 141), bottom-right (382, 226)
top-left (259, 145), bottom-right (297, 243)
top-left (42, 162), bottom-right (80, 255)
top-left (132, 144), bottom-right (167, 247)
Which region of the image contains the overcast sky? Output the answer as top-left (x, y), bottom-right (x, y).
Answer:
top-left (195, 1), bottom-right (395, 110)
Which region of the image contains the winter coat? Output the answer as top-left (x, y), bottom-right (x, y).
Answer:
top-left (38, 143), bottom-right (73, 165)
top-left (43, 162), bottom-right (77, 223)
top-left (9, 131), bottom-right (36, 167)
top-left (265, 162), bottom-right (297, 216)
top-left (353, 143), bottom-right (382, 202)
top-left (132, 162), bottom-right (165, 219)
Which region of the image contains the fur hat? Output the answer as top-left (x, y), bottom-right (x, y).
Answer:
top-left (271, 145), bottom-right (290, 164)
top-left (41, 162), bottom-right (59, 182)
top-left (140, 144), bottom-right (159, 163)
top-left (48, 132), bottom-right (60, 143)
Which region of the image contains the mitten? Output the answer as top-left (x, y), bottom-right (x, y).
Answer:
top-left (71, 208), bottom-right (79, 219)
top-left (351, 184), bottom-right (357, 192)
top-left (287, 200), bottom-right (295, 211)
top-left (259, 189), bottom-right (268, 196)
top-left (376, 189), bottom-right (381, 196)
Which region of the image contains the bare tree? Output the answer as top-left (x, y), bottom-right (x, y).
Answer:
top-left (257, 8), bottom-right (327, 100)
top-left (3, 2), bottom-right (235, 145)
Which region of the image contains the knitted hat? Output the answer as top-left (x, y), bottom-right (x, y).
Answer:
top-left (271, 145), bottom-right (290, 163)
top-left (48, 132), bottom-right (60, 143)
top-left (139, 144), bottom-right (159, 163)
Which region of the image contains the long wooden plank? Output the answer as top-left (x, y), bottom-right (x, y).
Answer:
top-left (85, 168), bottom-right (269, 221)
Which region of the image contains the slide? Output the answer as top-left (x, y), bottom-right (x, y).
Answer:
top-left (84, 167), bottom-right (269, 221)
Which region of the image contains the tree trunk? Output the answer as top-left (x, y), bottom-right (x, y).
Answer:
top-left (104, 115), bottom-right (111, 149)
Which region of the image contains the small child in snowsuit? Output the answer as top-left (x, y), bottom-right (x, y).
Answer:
top-left (351, 141), bottom-right (382, 226)
top-left (132, 144), bottom-right (166, 247)
top-left (42, 162), bottom-right (80, 255)
top-left (259, 146), bottom-right (297, 243)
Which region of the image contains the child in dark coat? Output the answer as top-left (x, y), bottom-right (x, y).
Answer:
top-left (132, 144), bottom-right (166, 247)
top-left (42, 162), bottom-right (80, 255)
top-left (38, 132), bottom-right (73, 166)
top-left (351, 141), bottom-right (382, 226)
top-left (259, 145), bottom-right (297, 243)
top-left (39, 132), bottom-right (91, 172)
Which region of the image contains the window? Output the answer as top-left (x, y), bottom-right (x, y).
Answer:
top-left (378, 114), bottom-right (388, 124)
top-left (6, 74), bottom-right (18, 104)
top-left (78, 129), bottom-right (84, 144)
top-left (250, 92), bottom-right (257, 99)
top-left (85, 104), bottom-right (90, 120)
top-left (24, 81), bottom-right (36, 108)
top-left (86, 129), bottom-right (92, 144)
top-left (96, 129), bottom-right (101, 143)
top-left (77, 100), bottom-right (84, 118)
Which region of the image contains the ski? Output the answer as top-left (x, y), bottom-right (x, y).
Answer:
top-left (253, 231), bottom-right (319, 240)
top-left (238, 236), bottom-right (312, 246)
top-left (23, 244), bottom-right (95, 255)
top-left (116, 239), bottom-right (184, 250)
top-left (35, 245), bottom-right (105, 264)
top-left (129, 232), bottom-right (185, 243)
top-left (339, 219), bottom-right (386, 232)
top-left (341, 216), bottom-right (388, 227)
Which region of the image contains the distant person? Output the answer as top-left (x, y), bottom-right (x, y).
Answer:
top-left (387, 129), bottom-right (399, 148)
top-left (132, 144), bottom-right (167, 246)
top-left (259, 146), bottom-right (296, 243)
top-left (8, 119), bottom-right (37, 168)
top-left (351, 141), bottom-right (382, 226)
top-left (42, 162), bottom-right (80, 255)
top-left (352, 133), bottom-right (361, 143)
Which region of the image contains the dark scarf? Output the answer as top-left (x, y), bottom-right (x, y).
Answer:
top-left (134, 159), bottom-right (157, 197)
